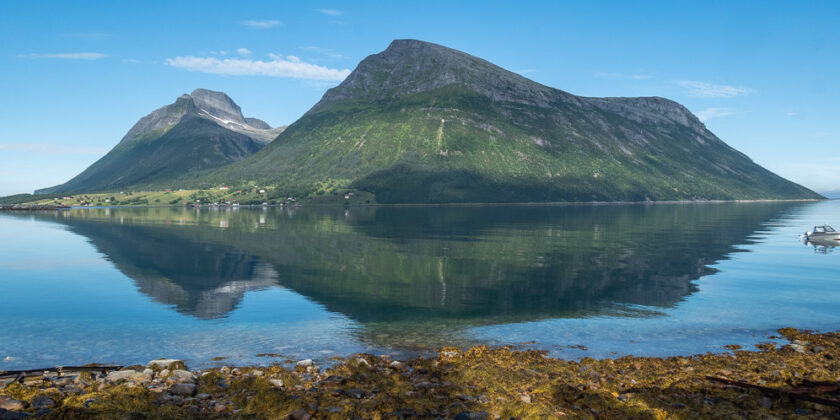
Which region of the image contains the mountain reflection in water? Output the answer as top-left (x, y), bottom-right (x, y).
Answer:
top-left (25, 203), bottom-right (799, 339)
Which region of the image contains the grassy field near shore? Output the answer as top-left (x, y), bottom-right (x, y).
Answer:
top-left (1, 328), bottom-right (838, 419)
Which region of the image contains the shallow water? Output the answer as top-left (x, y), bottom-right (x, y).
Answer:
top-left (1, 201), bottom-right (838, 369)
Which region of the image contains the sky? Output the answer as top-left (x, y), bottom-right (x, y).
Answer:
top-left (1, 1), bottom-right (838, 196)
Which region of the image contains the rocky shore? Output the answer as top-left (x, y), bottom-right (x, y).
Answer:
top-left (1, 328), bottom-right (838, 419)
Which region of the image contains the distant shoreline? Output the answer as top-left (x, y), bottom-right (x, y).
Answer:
top-left (0, 198), bottom-right (825, 212)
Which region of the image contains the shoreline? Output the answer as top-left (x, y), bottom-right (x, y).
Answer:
top-left (1, 328), bottom-right (838, 419)
top-left (0, 198), bottom-right (826, 212)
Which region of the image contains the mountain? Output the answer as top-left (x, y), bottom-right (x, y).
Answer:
top-left (207, 39), bottom-right (821, 203)
top-left (36, 89), bottom-right (285, 194)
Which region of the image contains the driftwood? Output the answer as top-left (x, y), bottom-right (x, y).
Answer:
top-left (0, 365), bottom-right (123, 381)
top-left (707, 376), bottom-right (840, 408)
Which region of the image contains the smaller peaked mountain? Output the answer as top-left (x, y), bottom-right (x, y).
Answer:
top-left (37, 89), bottom-right (285, 194)
top-left (210, 39), bottom-right (820, 203)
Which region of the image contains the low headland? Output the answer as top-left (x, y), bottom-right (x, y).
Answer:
top-left (1, 328), bottom-right (838, 419)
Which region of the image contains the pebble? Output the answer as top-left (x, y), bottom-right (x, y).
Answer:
top-left (269, 379), bottom-right (285, 389)
top-left (520, 394), bottom-right (532, 404)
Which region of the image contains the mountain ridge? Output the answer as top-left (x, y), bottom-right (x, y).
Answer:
top-left (204, 39), bottom-right (820, 203)
top-left (37, 89), bottom-right (285, 194)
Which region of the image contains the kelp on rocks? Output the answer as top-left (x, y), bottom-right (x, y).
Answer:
top-left (1, 328), bottom-right (838, 419)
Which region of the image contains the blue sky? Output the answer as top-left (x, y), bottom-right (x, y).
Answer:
top-left (1, 1), bottom-right (838, 196)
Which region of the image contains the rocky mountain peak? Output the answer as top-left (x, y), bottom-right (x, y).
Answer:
top-left (119, 89), bottom-right (282, 145)
top-left (312, 39), bottom-right (567, 112)
top-left (189, 88), bottom-right (246, 125)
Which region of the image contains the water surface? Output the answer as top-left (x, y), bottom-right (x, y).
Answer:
top-left (1, 201), bottom-right (839, 369)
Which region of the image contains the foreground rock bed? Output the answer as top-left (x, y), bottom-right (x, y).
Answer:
top-left (1, 328), bottom-right (838, 419)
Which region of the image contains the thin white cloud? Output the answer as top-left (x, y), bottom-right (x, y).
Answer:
top-left (786, 112), bottom-right (797, 117)
top-left (678, 80), bottom-right (754, 98)
top-left (236, 48), bottom-right (252, 57)
top-left (164, 54), bottom-right (351, 81)
top-left (240, 20), bottom-right (282, 29)
top-left (301, 46), bottom-right (345, 59)
top-left (320, 9), bottom-right (343, 15)
top-left (19, 52), bottom-right (106, 60)
top-left (595, 72), bottom-right (652, 80)
top-left (0, 143), bottom-right (109, 155)
top-left (122, 58), bottom-right (140, 64)
top-left (695, 107), bottom-right (733, 122)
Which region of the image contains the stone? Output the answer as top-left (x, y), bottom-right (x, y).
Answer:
top-left (295, 359), bottom-right (313, 368)
top-left (30, 396), bottom-right (55, 410)
top-left (170, 370), bottom-right (196, 383)
top-left (454, 412), bottom-right (488, 420)
top-left (286, 408), bottom-right (311, 420)
top-left (250, 370), bottom-right (264, 377)
top-left (195, 393), bottom-right (211, 400)
top-left (520, 394), bottom-right (531, 404)
top-left (105, 370), bottom-right (136, 383)
top-left (356, 358), bottom-right (371, 368)
top-left (813, 345), bottom-right (828, 353)
top-left (759, 397), bottom-right (773, 409)
top-left (131, 371), bottom-right (153, 383)
top-left (169, 383), bottom-right (196, 397)
top-left (158, 369), bottom-right (170, 378)
top-left (1, 410), bottom-right (30, 420)
top-left (269, 379), bottom-right (285, 389)
top-left (388, 361), bottom-right (406, 371)
top-left (787, 343), bottom-right (806, 354)
top-left (344, 389), bottom-right (367, 399)
top-left (319, 375), bottom-right (346, 386)
top-left (0, 397), bottom-right (27, 411)
top-left (34, 409), bottom-right (52, 418)
top-left (147, 359), bottom-right (181, 370)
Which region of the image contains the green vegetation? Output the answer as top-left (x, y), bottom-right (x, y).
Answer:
top-left (199, 42), bottom-right (820, 203)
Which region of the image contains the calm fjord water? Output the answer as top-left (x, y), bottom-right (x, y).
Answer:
top-left (1, 201), bottom-right (839, 369)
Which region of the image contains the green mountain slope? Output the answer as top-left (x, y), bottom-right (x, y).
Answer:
top-left (37, 89), bottom-right (284, 194)
top-left (207, 39), bottom-right (821, 203)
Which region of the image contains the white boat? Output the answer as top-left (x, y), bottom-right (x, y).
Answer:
top-left (802, 225), bottom-right (840, 241)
